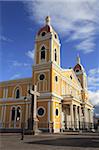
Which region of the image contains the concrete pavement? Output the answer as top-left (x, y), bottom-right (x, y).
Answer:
top-left (0, 133), bottom-right (99, 150)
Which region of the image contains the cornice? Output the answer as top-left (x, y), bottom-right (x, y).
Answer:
top-left (0, 77), bottom-right (32, 87)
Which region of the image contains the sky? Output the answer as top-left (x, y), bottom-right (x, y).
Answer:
top-left (0, 0), bottom-right (99, 114)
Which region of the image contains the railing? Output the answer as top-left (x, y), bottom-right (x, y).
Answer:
top-left (62, 121), bottom-right (95, 131)
top-left (0, 121), bottom-right (98, 132)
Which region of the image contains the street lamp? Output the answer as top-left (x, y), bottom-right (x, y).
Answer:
top-left (21, 96), bottom-right (27, 140)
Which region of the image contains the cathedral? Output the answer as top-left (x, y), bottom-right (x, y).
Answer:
top-left (0, 16), bottom-right (94, 133)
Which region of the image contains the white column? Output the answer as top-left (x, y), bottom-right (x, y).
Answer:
top-left (50, 34), bottom-right (53, 61)
top-left (14, 108), bottom-right (17, 128)
top-left (79, 106), bottom-right (82, 129)
top-left (75, 105), bottom-right (79, 129)
top-left (3, 105), bottom-right (6, 128)
top-left (33, 86), bottom-right (37, 119)
top-left (70, 104), bottom-right (74, 129)
top-left (25, 103), bottom-right (28, 129)
top-left (48, 101), bottom-right (50, 122)
top-left (84, 107), bottom-right (88, 129)
top-left (89, 109), bottom-right (94, 130)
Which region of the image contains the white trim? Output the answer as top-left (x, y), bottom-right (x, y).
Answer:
top-left (3, 105), bottom-right (6, 123)
top-left (0, 101), bottom-right (31, 106)
top-left (25, 103), bottom-right (28, 128)
top-left (48, 101), bottom-right (50, 122)
top-left (3, 87), bottom-right (8, 98)
top-left (50, 34), bottom-right (52, 61)
top-left (0, 96), bottom-right (28, 101)
top-left (0, 78), bottom-right (32, 87)
top-left (0, 106), bottom-right (3, 122)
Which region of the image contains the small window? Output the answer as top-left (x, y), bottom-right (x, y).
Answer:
top-left (39, 74), bottom-right (45, 80)
top-left (41, 51), bottom-right (45, 60)
top-left (16, 107), bottom-right (21, 121)
top-left (70, 75), bottom-right (72, 80)
top-left (38, 107), bottom-right (45, 116)
top-left (41, 46), bottom-right (45, 60)
top-left (56, 109), bottom-right (58, 116)
top-left (55, 34), bottom-right (57, 39)
top-left (55, 76), bottom-right (58, 82)
top-left (15, 89), bottom-right (20, 99)
top-left (11, 107), bottom-right (15, 121)
top-left (41, 32), bottom-right (46, 36)
top-left (54, 49), bottom-right (57, 62)
top-left (78, 78), bottom-right (81, 82)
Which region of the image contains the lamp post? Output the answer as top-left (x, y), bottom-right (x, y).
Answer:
top-left (21, 96), bottom-right (27, 140)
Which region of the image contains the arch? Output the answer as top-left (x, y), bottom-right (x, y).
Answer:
top-left (12, 85), bottom-right (22, 98)
top-left (54, 49), bottom-right (57, 62)
top-left (16, 106), bottom-right (21, 121)
top-left (10, 105), bottom-right (22, 128)
top-left (11, 106), bottom-right (16, 121)
top-left (41, 46), bottom-right (45, 60)
top-left (15, 88), bottom-right (20, 99)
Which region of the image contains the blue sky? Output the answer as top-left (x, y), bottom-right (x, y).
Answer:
top-left (0, 0), bottom-right (99, 110)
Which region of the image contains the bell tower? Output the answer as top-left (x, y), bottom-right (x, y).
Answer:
top-left (73, 55), bottom-right (88, 102)
top-left (35, 16), bottom-right (61, 66)
top-left (73, 55), bottom-right (87, 90)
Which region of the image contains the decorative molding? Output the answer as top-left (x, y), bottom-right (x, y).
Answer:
top-left (0, 78), bottom-right (32, 87)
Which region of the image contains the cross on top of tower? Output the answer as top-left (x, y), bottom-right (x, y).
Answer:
top-left (77, 54), bottom-right (81, 64)
top-left (45, 16), bottom-right (51, 25)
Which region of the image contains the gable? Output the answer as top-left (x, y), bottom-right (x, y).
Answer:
top-left (62, 69), bottom-right (82, 89)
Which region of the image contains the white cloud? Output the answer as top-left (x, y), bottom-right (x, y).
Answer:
top-left (89, 90), bottom-right (99, 106)
top-left (0, 35), bottom-right (13, 42)
top-left (10, 74), bottom-right (21, 80)
top-left (23, 0), bottom-right (99, 54)
top-left (88, 68), bottom-right (99, 114)
top-left (9, 60), bottom-right (31, 67)
top-left (26, 50), bottom-right (34, 60)
top-left (88, 68), bottom-right (99, 91)
top-left (76, 38), bottom-right (95, 53)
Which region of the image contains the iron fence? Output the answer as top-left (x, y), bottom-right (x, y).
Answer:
top-left (0, 121), bottom-right (98, 132)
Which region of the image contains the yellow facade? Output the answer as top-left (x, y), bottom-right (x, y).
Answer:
top-left (0, 16), bottom-right (94, 132)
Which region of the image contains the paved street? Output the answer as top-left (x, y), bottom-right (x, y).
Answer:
top-left (0, 133), bottom-right (99, 150)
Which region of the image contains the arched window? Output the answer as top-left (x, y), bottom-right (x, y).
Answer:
top-left (54, 49), bottom-right (57, 62)
top-left (16, 107), bottom-right (21, 121)
top-left (41, 46), bottom-right (45, 60)
top-left (15, 88), bottom-right (20, 99)
top-left (56, 108), bottom-right (59, 116)
top-left (55, 76), bottom-right (58, 82)
top-left (11, 107), bottom-right (15, 121)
